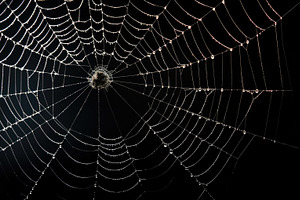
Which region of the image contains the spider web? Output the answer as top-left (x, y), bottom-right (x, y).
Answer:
top-left (0, 0), bottom-right (299, 199)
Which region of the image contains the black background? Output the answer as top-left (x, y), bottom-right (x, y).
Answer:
top-left (0, 0), bottom-right (300, 200)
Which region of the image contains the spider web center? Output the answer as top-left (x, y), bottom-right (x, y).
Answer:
top-left (88, 66), bottom-right (113, 90)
